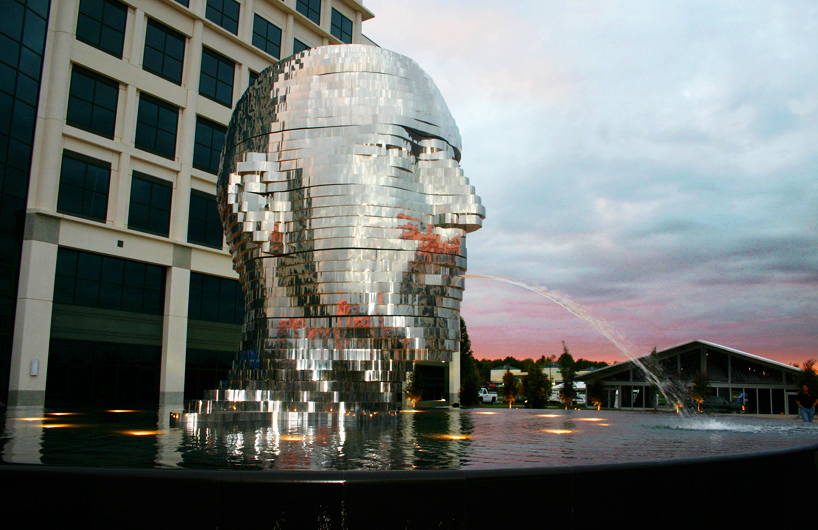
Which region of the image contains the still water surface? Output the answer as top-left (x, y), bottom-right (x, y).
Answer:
top-left (2, 407), bottom-right (816, 470)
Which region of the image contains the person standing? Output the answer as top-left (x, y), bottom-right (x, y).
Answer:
top-left (795, 384), bottom-right (817, 423)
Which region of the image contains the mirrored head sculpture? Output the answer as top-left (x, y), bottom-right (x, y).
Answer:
top-left (188, 45), bottom-right (484, 420)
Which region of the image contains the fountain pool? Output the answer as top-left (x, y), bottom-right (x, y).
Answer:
top-left (1, 406), bottom-right (816, 528)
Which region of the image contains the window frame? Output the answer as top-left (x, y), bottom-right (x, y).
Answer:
top-left (293, 38), bottom-right (310, 55)
top-left (54, 247), bottom-right (166, 315)
top-left (193, 116), bottom-right (227, 174)
top-left (199, 47), bottom-right (235, 108)
top-left (75, 0), bottom-right (128, 59)
top-left (66, 64), bottom-right (119, 139)
top-left (187, 190), bottom-right (223, 249)
top-left (127, 171), bottom-right (173, 237)
top-left (134, 92), bottom-right (179, 160)
top-left (331, 9), bottom-right (353, 44)
top-left (57, 150), bottom-right (111, 222)
top-left (142, 18), bottom-right (186, 85)
top-left (204, 0), bottom-right (240, 35)
top-left (188, 272), bottom-right (244, 324)
top-left (296, 0), bottom-right (321, 26)
top-left (252, 14), bottom-right (282, 59)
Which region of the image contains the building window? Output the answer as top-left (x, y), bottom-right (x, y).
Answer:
top-left (331, 9), bottom-right (353, 44)
top-left (248, 70), bottom-right (259, 87)
top-left (57, 150), bottom-right (110, 222)
top-left (252, 14), bottom-right (281, 58)
top-left (142, 18), bottom-right (185, 85)
top-left (135, 93), bottom-right (178, 159)
top-left (188, 272), bottom-right (243, 324)
top-left (205, 0), bottom-right (239, 35)
top-left (54, 248), bottom-right (165, 315)
top-left (128, 172), bottom-right (172, 237)
top-left (187, 190), bottom-right (222, 248)
top-left (66, 65), bottom-right (119, 139)
top-left (75, 0), bottom-right (128, 59)
top-left (47, 339), bottom-right (161, 405)
top-left (200, 48), bottom-right (234, 107)
top-left (193, 117), bottom-right (227, 174)
top-left (0, 0), bottom-right (50, 340)
top-left (174, 0), bottom-right (189, 7)
top-left (293, 39), bottom-right (310, 55)
top-left (296, 0), bottom-right (321, 25)
top-left (185, 348), bottom-right (234, 401)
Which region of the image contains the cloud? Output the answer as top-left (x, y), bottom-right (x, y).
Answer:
top-left (365, 0), bottom-right (818, 363)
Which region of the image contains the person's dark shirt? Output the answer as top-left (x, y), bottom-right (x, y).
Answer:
top-left (796, 390), bottom-right (817, 409)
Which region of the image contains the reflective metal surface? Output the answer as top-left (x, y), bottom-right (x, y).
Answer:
top-left (187, 45), bottom-right (484, 420)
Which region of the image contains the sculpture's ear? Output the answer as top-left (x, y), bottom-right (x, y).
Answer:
top-left (225, 153), bottom-right (289, 255)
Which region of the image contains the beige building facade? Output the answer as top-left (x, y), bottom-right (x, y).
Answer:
top-left (5, 0), bottom-right (379, 407)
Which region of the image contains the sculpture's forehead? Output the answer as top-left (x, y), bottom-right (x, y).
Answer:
top-left (224, 45), bottom-right (461, 161)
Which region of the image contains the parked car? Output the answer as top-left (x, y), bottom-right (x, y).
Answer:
top-left (686, 396), bottom-right (743, 413)
top-left (477, 388), bottom-right (497, 404)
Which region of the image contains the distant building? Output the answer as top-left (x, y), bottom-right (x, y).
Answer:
top-left (542, 363), bottom-right (561, 383)
top-left (490, 365), bottom-right (524, 384)
top-left (576, 340), bottom-right (802, 414)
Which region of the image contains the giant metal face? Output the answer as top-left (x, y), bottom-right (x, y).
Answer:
top-left (208, 45), bottom-right (484, 415)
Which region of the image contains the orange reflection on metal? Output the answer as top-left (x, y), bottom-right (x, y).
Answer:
top-left (542, 429), bottom-right (573, 434)
top-left (536, 414), bottom-right (561, 418)
top-left (41, 424), bottom-right (73, 429)
top-left (14, 417), bottom-right (48, 421)
top-left (400, 410), bottom-right (423, 413)
top-left (475, 411), bottom-right (497, 415)
top-left (577, 418), bottom-right (605, 422)
top-left (46, 412), bottom-right (81, 416)
top-left (280, 435), bottom-right (303, 441)
top-left (106, 410), bottom-right (138, 413)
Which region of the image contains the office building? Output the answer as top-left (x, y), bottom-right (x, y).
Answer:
top-left (2, 0), bottom-right (377, 407)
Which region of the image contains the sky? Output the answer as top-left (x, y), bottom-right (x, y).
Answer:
top-left (362, 0), bottom-right (818, 365)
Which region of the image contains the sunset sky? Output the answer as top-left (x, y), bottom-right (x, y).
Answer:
top-left (364, 0), bottom-right (818, 365)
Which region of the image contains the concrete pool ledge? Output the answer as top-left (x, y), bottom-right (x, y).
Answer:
top-left (2, 442), bottom-right (816, 529)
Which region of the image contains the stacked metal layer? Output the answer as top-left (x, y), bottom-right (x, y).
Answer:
top-left (189, 45), bottom-right (484, 419)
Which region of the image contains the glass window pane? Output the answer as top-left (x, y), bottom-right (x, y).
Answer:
top-left (296, 0), bottom-right (321, 25)
top-left (143, 18), bottom-right (185, 85)
top-left (199, 48), bottom-right (233, 107)
top-left (57, 151), bottom-right (110, 221)
top-left (135, 93), bottom-right (178, 159)
top-left (205, 0), bottom-right (239, 35)
top-left (66, 65), bottom-right (118, 138)
top-left (331, 9), bottom-right (353, 44)
top-left (76, 0), bottom-right (127, 59)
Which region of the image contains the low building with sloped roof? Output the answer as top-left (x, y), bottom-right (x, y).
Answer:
top-left (576, 340), bottom-right (803, 414)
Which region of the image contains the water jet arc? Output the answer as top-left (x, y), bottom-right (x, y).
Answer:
top-left (463, 274), bottom-right (676, 406)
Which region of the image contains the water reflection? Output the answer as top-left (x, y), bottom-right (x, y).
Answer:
top-left (2, 407), bottom-right (816, 470)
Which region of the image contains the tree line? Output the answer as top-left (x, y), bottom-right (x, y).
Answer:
top-left (458, 318), bottom-right (606, 408)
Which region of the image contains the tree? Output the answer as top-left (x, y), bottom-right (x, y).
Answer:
top-left (458, 317), bottom-right (480, 406)
top-left (587, 378), bottom-right (605, 410)
top-left (519, 358), bottom-right (537, 374)
top-left (574, 358), bottom-right (610, 371)
top-left (521, 364), bottom-right (551, 408)
top-left (641, 347), bottom-right (666, 408)
top-left (688, 370), bottom-right (710, 412)
top-left (796, 358), bottom-right (818, 391)
top-left (406, 369), bottom-right (423, 408)
top-left (557, 342), bottom-right (577, 409)
top-left (502, 369), bottom-right (520, 408)
top-left (642, 347), bottom-right (663, 384)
